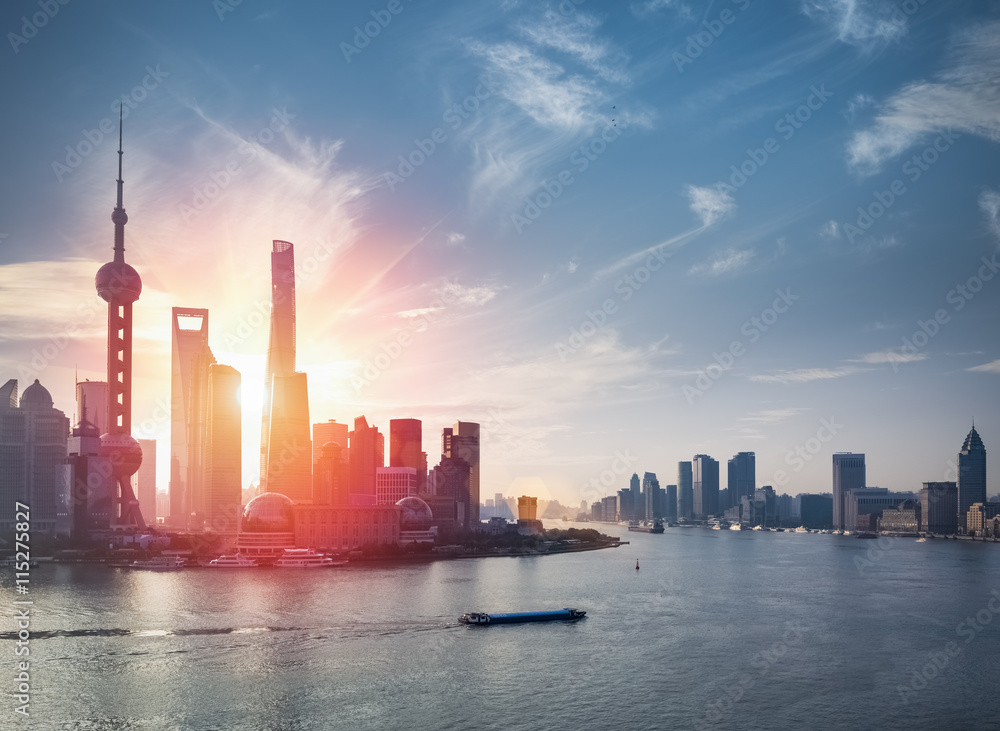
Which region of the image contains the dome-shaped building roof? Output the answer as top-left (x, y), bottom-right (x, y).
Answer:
top-left (20, 379), bottom-right (53, 410)
top-left (396, 496), bottom-right (434, 531)
top-left (241, 492), bottom-right (296, 534)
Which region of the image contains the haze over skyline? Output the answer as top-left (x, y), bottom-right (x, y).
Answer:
top-left (1, 0), bottom-right (997, 505)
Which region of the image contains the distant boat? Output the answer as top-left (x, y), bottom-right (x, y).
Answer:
top-left (635, 559), bottom-right (640, 571)
top-left (460, 608), bottom-right (587, 625)
top-left (752, 525), bottom-right (764, 531)
top-left (129, 556), bottom-right (185, 571)
top-left (208, 554), bottom-right (258, 568)
top-left (856, 532), bottom-right (878, 539)
top-left (628, 520), bottom-right (664, 534)
top-left (273, 549), bottom-right (344, 568)
top-left (730, 524), bottom-right (744, 531)
top-left (794, 526), bottom-right (808, 533)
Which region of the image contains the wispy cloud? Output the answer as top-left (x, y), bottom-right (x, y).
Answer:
top-left (967, 359), bottom-right (1000, 374)
top-left (686, 184), bottom-right (736, 227)
top-left (751, 366), bottom-right (861, 384)
top-left (843, 92), bottom-right (875, 122)
top-left (739, 407), bottom-right (810, 425)
top-left (434, 281), bottom-right (502, 306)
top-left (980, 189), bottom-right (1000, 240)
top-left (801, 0), bottom-right (908, 48)
top-left (846, 21), bottom-right (1000, 175)
top-left (689, 248), bottom-right (754, 277)
top-left (446, 232), bottom-right (466, 246)
top-left (820, 220), bottom-right (841, 239)
top-left (852, 349), bottom-right (927, 365)
top-left (516, 10), bottom-right (630, 85)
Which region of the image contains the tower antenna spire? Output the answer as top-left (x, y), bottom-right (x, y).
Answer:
top-left (112, 104), bottom-right (127, 263)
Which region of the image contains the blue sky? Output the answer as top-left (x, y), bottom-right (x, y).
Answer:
top-left (1, 0), bottom-right (997, 506)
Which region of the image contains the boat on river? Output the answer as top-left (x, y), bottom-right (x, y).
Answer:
top-left (459, 608), bottom-right (587, 625)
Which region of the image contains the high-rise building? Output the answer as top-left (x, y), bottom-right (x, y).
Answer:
top-left (728, 452), bottom-right (756, 510)
top-left (629, 472), bottom-right (641, 521)
top-left (94, 118), bottom-right (145, 530)
top-left (313, 420), bottom-right (349, 465)
top-left (799, 494), bottom-right (833, 530)
top-left (375, 466), bottom-right (418, 505)
top-left (349, 416), bottom-right (384, 498)
top-left (844, 487), bottom-right (915, 532)
top-left (390, 418), bottom-right (427, 492)
top-left (264, 372), bottom-right (311, 503)
top-left (832, 453), bottom-right (866, 530)
top-left (443, 422), bottom-right (480, 525)
top-left (920, 481), bottom-right (958, 535)
top-left (0, 379), bottom-right (70, 536)
top-left (68, 413), bottom-right (113, 536)
top-left (692, 455), bottom-right (719, 519)
top-left (665, 484), bottom-right (678, 522)
top-left (259, 240), bottom-right (311, 502)
top-left (313, 442), bottom-right (350, 505)
top-left (203, 364), bottom-right (242, 531)
top-left (170, 307), bottom-right (213, 527)
top-left (136, 439), bottom-right (156, 525)
top-left (75, 380), bottom-right (108, 437)
top-left (957, 425), bottom-right (987, 532)
top-left (678, 462), bottom-right (693, 520)
top-left (643, 472), bottom-right (661, 521)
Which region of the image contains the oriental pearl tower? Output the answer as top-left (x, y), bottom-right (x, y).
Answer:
top-left (94, 109), bottom-right (146, 530)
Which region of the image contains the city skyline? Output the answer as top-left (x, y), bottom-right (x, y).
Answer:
top-left (1, 1), bottom-right (998, 508)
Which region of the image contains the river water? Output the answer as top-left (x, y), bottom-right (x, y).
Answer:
top-left (5, 524), bottom-right (1000, 730)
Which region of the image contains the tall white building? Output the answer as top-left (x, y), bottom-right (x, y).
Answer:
top-left (833, 453), bottom-right (866, 530)
top-left (376, 467), bottom-right (418, 505)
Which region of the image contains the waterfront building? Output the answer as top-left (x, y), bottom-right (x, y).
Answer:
top-left (958, 425), bottom-right (987, 532)
top-left (692, 455), bottom-right (719, 519)
top-left (629, 472), bottom-right (641, 521)
top-left (259, 241), bottom-right (311, 502)
top-left (754, 486), bottom-right (776, 526)
top-left (919, 482), bottom-right (958, 534)
top-left (800, 494), bottom-right (833, 530)
top-left (203, 364), bottom-right (242, 532)
top-left (880, 500), bottom-right (921, 533)
top-left (967, 503), bottom-right (1000, 536)
top-left (728, 452), bottom-right (756, 511)
top-left (443, 422), bottom-right (480, 524)
top-left (170, 307), bottom-right (213, 527)
top-left (844, 488), bottom-right (915, 532)
top-left (833, 453), bottom-right (866, 530)
top-left (396, 497), bottom-right (436, 544)
top-left (390, 418), bottom-right (427, 492)
top-left (0, 379), bottom-right (70, 536)
top-left (349, 415), bottom-right (384, 499)
top-left (314, 441), bottom-right (350, 506)
top-left (643, 472), bottom-right (661, 521)
top-left (665, 484), bottom-right (678, 522)
top-left (678, 461), bottom-right (693, 521)
top-left (376, 466), bottom-right (418, 505)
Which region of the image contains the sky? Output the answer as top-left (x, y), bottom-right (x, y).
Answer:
top-left (1, 0), bottom-right (998, 509)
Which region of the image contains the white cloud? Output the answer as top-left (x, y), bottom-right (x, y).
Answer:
top-left (852, 350), bottom-right (927, 365)
top-left (434, 282), bottom-right (501, 306)
top-left (820, 220), bottom-right (841, 239)
top-left (686, 184), bottom-right (736, 227)
top-left (739, 407), bottom-right (810, 425)
top-left (566, 258), bottom-right (579, 274)
top-left (517, 10), bottom-right (630, 85)
top-left (980, 189), bottom-right (1000, 240)
top-left (968, 359), bottom-right (1000, 374)
top-left (846, 21), bottom-right (1000, 175)
top-left (446, 232), bottom-right (466, 246)
top-left (802, 0), bottom-right (908, 47)
top-left (689, 248), bottom-right (754, 276)
top-left (633, 0), bottom-right (693, 20)
top-left (751, 366), bottom-right (860, 384)
top-left (844, 92), bottom-right (875, 122)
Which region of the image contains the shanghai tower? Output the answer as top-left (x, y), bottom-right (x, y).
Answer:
top-left (259, 241), bottom-right (311, 502)
top-left (94, 110), bottom-right (145, 529)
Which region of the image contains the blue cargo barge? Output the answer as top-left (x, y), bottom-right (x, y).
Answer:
top-left (459, 608), bottom-right (586, 625)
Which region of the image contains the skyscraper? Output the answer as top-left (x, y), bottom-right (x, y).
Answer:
top-left (678, 462), bottom-right (693, 521)
top-left (170, 307), bottom-right (213, 527)
top-left (629, 472), bottom-right (641, 522)
top-left (692, 455), bottom-right (719, 519)
top-left (832, 452), bottom-right (866, 531)
top-left (136, 439), bottom-right (156, 525)
top-left (643, 472), bottom-right (661, 521)
top-left (0, 379), bottom-right (70, 536)
top-left (349, 416), bottom-right (384, 499)
top-left (75, 380), bottom-right (107, 437)
top-left (958, 425), bottom-right (987, 532)
top-left (728, 452), bottom-right (756, 510)
top-left (665, 484), bottom-right (678, 523)
top-left (203, 364), bottom-right (242, 531)
top-left (259, 240), bottom-right (311, 502)
top-left (94, 115), bottom-right (145, 529)
top-left (390, 418), bottom-right (427, 492)
top-left (443, 422), bottom-right (480, 524)
top-left (313, 420), bottom-right (349, 466)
